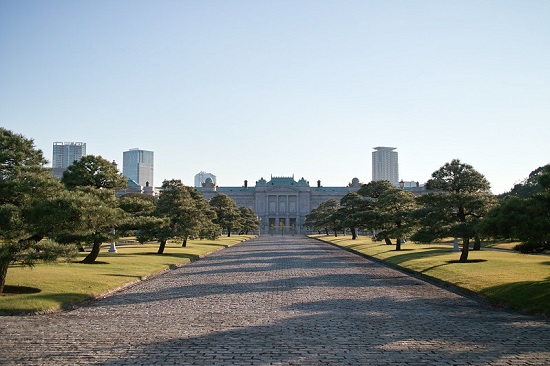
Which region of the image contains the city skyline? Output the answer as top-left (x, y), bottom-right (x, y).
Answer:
top-left (2, 1), bottom-right (549, 194)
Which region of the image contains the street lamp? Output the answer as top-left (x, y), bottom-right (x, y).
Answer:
top-left (452, 207), bottom-right (460, 252)
top-left (452, 237), bottom-right (460, 252)
top-left (399, 180), bottom-right (405, 189)
top-left (108, 228), bottom-right (117, 253)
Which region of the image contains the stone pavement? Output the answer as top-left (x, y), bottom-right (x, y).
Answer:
top-left (1, 235), bottom-right (549, 365)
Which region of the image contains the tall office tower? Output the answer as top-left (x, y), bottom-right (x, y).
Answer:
top-left (51, 142), bottom-right (86, 178)
top-left (194, 171), bottom-right (216, 187)
top-left (372, 146), bottom-right (399, 186)
top-left (123, 148), bottom-right (154, 187)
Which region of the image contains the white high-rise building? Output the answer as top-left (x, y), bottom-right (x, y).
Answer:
top-left (123, 148), bottom-right (154, 187)
top-left (372, 147), bottom-right (399, 186)
top-left (51, 142), bottom-right (86, 178)
top-left (194, 171), bottom-right (216, 187)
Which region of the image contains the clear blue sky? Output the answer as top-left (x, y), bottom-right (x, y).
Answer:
top-left (1, 0), bottom-right (549, 194)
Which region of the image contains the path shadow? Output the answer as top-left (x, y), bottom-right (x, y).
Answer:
top-left (95, 296), bottom-right (550, 366)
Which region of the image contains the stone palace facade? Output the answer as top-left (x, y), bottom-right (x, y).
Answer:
top-left (197, 175), bottom-right (361, 234)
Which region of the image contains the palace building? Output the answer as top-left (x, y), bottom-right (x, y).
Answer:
top-left (197, 175), bottom-right (361, 234)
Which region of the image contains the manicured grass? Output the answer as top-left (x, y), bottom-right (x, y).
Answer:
top-left (311, 234), bottom-right (550, 315)
top-left (1, 235), bottom-right (255, 315)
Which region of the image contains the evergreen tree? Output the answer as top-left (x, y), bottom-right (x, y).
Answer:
top-left (413, 159), bottom-right (495, 262)
top-left (479, 165), bottom-right (550, 252)
top-left (0, 128), bottom-right (76, 292)
top-left (209, 194), bottom-right (242, 237)
top-left (60, 155), bottom-right (128, 263)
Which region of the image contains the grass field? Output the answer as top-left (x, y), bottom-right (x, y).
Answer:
top-left (311, 234), bottom-right (550, 316)
top-left (1, 235), bottom-right (255, 315)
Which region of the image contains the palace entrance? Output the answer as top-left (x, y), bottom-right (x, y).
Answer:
top-left (267, 217), bottom-right (298, 235)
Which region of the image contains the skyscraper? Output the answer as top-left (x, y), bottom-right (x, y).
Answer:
top-left (51, 142), bottom-right (86, 178)
top-left (123, 148), bottom-right (154, 187)
top-left (372, 146), bottom-right (399, 186)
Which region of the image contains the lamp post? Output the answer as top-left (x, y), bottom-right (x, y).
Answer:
top-left (399, 179), bottom-right (405, 189)
top-left (452, 237), bottom-right (460, 252)
top-left (108, 228), bottom-right (117, 253)
top-left (452, 207), bottom-right (460, 252)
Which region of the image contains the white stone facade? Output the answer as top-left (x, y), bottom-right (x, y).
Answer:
top-left (198, 176), bottom-right (361, 234)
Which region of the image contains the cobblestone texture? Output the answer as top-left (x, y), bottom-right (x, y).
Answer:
top-left (1, 236), bottom-right (549, 365)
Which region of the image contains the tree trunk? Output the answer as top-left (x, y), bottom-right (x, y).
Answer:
top-left (81, 241), bottom-right (102, 264)
top-left (157, 240), bottom-right (167, 254)
top-left (334, 230), bottom-right (338, 237)
top-left (0, 259), bottom-right (9, 294)
top-left (396, 237), bottom-right (402, 251)
top-left (351, 228), bottom-right (357, 240)
top-left (182, 237), bottom-right (187, 247)
top-left (459, 237), bottom-right (470, 262)
top-left (473, 235), bottom-right (481, 251)
top-left (384, 236), bottom-right (392, 245)
top-left (325, 228), bottom-right (329, 236)
top-left (227, 227), bottom-right (231, 237)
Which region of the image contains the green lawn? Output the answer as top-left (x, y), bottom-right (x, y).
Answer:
top-left (1, 235), bottom-right (255, 315)
top-left (311, 234), bottom-right (550, 315)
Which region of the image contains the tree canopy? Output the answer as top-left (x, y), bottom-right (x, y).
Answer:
top-left (338, 192), bottom-right (371, 239)
top-left (413, 159), bottom-right (495, 261)
top-left (238, 207), bottom-right (260, 235)
top-left (478, 165), bottom-right (550, 252)
top-left (0, 128), bottom-right (76, 292)
top-left (304, 199), bottom-right (341, 236)
top-left (60, 155), bottom-right (129, 263)
top-left (209, 194), bottom-right (242, 237)
top-left (375, 187), bottom-right (418, 250)
top-left (62, 155), bottom-right (127, 190)
top-left (501, 164), bottom-right (550, 199)
top-left (142, 180), bottom-right (219, 254)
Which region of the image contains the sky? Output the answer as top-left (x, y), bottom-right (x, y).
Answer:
top-left (1, 0), bottom-right (549, 194)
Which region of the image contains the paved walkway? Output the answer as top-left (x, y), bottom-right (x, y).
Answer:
top-left (1, 236), bottom-right (549, 365)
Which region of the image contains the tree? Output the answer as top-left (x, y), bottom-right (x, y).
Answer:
top-left (186, 186), bottom-right (218, 243)
top-left (238, 207), bottom-right (260, 235)
top-left (0, 128), bottom-right (76, 293)
top-left (413, 159), bottom-right (495, 262)
top-left (304, 199), bottom-right (341, 236)
top-left (303, 206), bottom-right (325, 234)
top-left (149, 180), bottom-right (217, 254)
top-left (209, 194), bottom-right (242, 237)
top-left (62, 155), bottom-right (127, 190)
top-left (118, 193), bottom-right (162, 238)
top-left (376, 188), bottom-right (419, 251)
top-left (338, 192), bottom-right (370, 239)
top-left (118, 193), bottom-right (157, 217)
top-left (357, 180), bottom-right (395, 199)
top-left (357, 181), bottom-right (395, 245)
top-left (478, 165), bottom-right (550, 253)
top-left (501, 164), bottom-right (550, 199)
top-left (61, 155), bottom-right (128, 264)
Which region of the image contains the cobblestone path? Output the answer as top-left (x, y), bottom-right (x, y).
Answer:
top-left (1, 236), bottom-right (549, 365)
